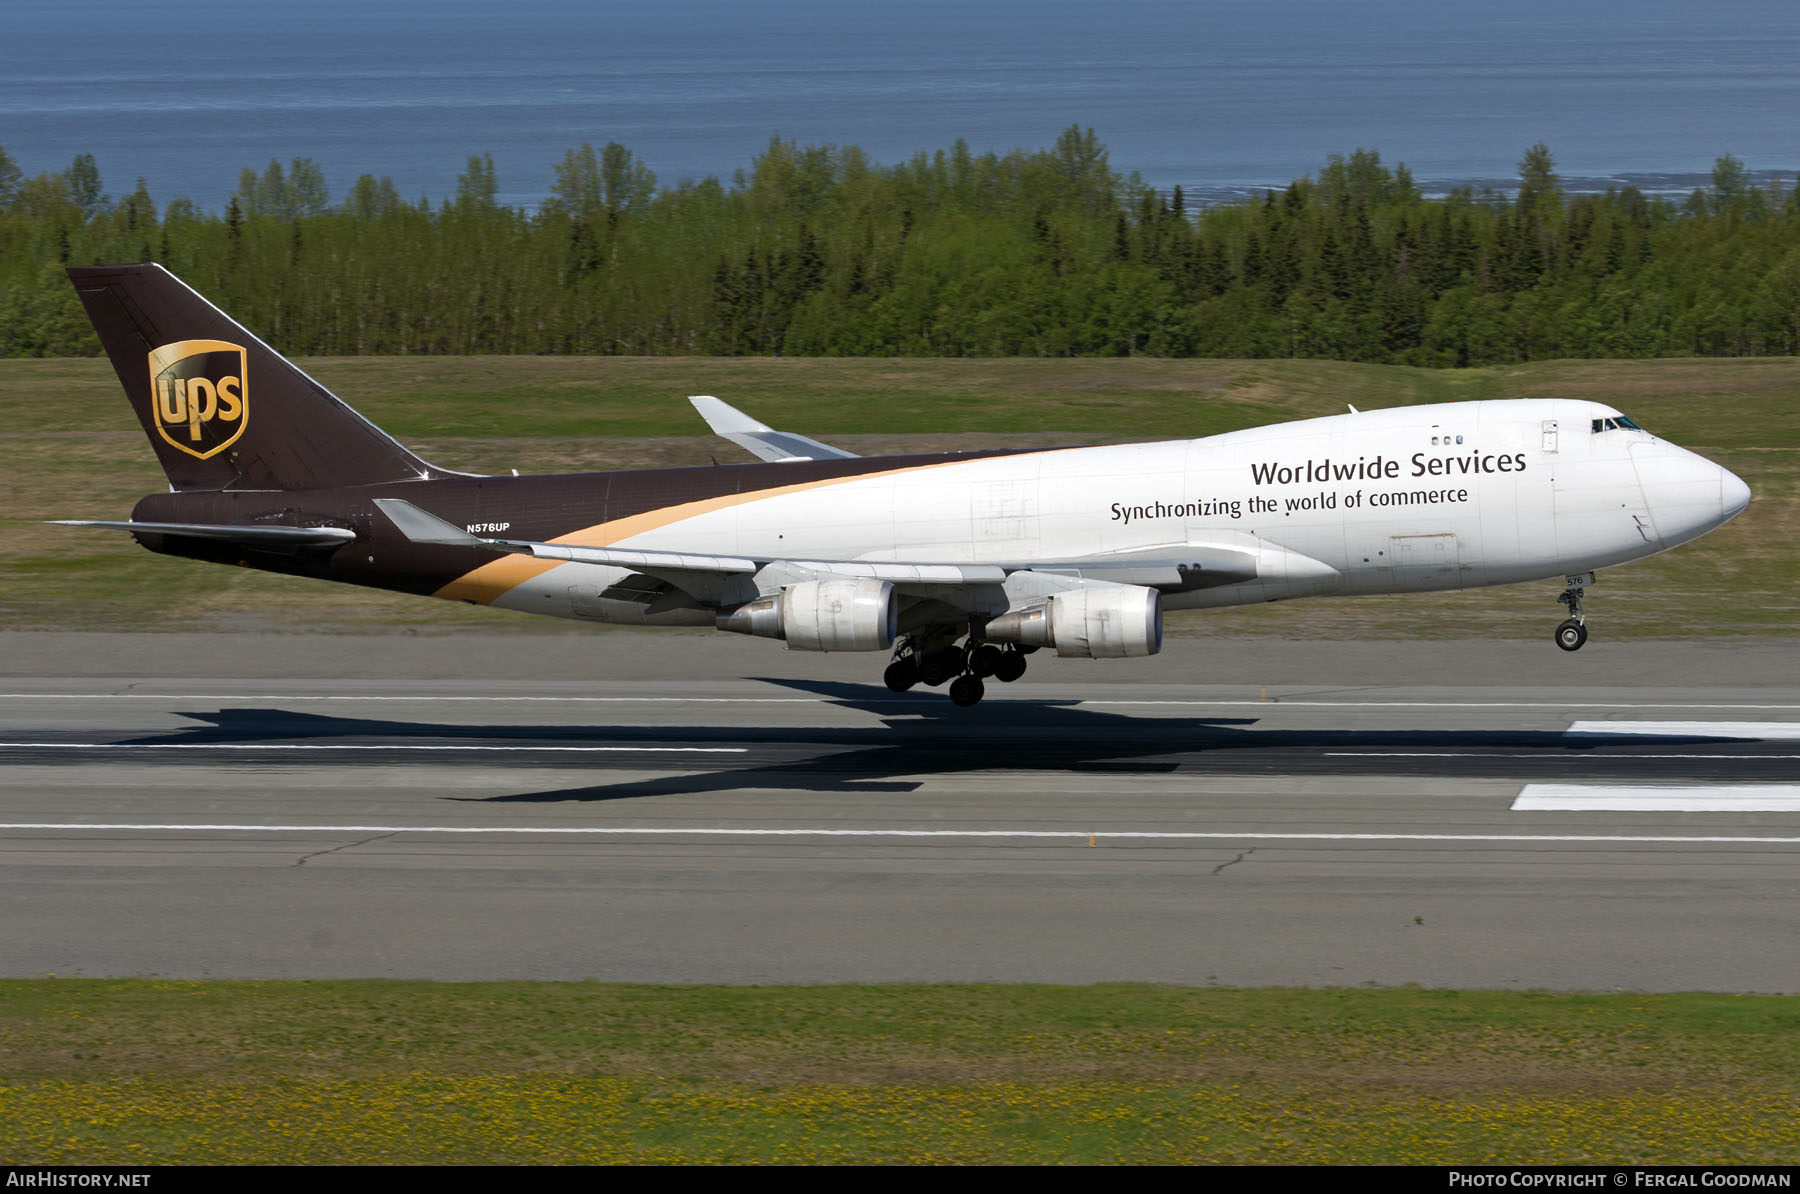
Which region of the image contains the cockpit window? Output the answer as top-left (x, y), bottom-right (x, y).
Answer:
top-left (1591, 415), bottom-right (1647, 434)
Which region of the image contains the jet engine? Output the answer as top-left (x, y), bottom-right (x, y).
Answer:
top-left (716, 576), bottom-right (898, 651)
top-left (983, 584), bottom-right (1162, 658)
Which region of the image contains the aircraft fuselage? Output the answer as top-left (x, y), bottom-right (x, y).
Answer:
top-left (126, 397), bottom-right (1746, 629)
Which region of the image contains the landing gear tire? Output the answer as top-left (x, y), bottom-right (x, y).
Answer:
top-left (968, 644), bottom-right (1004, 678)
top-left (1555, 619), bottom-right (1588, 652)
top-left (948, 674), bottom-right (985, 707)
top-left (919, 646), bottom-right (965, 687)
top-left (993, 650), bottom-right (1027, 683)
top-left (884, 659), bottom-right (921, 692)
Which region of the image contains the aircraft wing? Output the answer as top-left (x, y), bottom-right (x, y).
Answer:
top-left (375, 499), bottom-right (1260, 598)
top-left (688, 395), bottom-right (860, 462)
top-left (48, 520), bottom-right (356, 548)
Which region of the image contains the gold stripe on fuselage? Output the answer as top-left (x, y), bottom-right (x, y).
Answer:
top-left (430, 456), bottom-right (993, 605)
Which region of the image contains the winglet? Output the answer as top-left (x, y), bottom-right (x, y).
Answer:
top-left (687, 395), bottom-right (859, 463)
top-left (689, 395), bottom-right (772, 435)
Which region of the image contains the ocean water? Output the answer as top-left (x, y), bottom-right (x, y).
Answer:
top-left (3, 0), bottom-right (1797, 211)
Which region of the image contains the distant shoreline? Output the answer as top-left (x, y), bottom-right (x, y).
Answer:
top-left (1176, 167), bottom-right (1791, 209)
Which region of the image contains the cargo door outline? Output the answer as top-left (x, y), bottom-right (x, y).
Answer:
top-left (1388, 532), bottom-right (1460, 587)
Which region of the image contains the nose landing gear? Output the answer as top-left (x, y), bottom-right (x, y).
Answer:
top-left (1554, 573), bottom-right (1593, 651)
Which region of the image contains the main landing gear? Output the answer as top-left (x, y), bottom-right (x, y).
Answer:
top-left (1554, 572), bottom-right (1593, 652)
top-left (883, 635), bottom-right (1033, 706)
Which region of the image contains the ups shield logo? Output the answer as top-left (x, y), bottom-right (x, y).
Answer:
top-left (147, 339), bottom-right (247, 459)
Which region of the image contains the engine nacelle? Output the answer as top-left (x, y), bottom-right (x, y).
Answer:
top-left (716, 577), bottom-right (898, 652)
top-left (984, 584), bottom-right (1162, 658)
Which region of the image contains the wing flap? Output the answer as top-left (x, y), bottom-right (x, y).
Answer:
top-left (1023, 545), bottom-right (1259, 591)
top-left (781, 560), bottom-right (1008, 584)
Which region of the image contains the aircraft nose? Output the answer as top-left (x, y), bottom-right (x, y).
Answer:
top-left (1722, 467), bottom-right (1752, 522)
top-left (1637, 444), bottom-right (1750, 547)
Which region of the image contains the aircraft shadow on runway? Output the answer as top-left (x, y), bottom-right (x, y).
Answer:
top-left (87, 675), bottom-right (1786, 804)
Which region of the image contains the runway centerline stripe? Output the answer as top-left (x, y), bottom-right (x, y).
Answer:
top-left (4, 823), bottom-right (1799, 845)
top-left (5, 694), bottom-right (1800, 711)
top-left (1326, 752), bottom-right (1800, 760)
top-left (1514, 785), bottom-right (1800, 812)
top-left (1084, 702), bottom-right (1800, 711)
top-left (1564, 720), bottom-right (1800, 739)
top-left (0, 743), bottom-right (744, 754)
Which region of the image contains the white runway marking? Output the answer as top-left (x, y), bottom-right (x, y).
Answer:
top-left (0, 694), bottom-right (817, 704)
top-left (1088, 701), bottom-right (1800, 711)
top-left (4, 823), bottom-right (1799, 845)
top-left (0, 743), bottom-right (744, 754)
top-left (1513, 785), bottom-right (1800, 812)
top-left (1327, 752), bottom-right (1800, 760)
top-left (1565, 720), bottom-right (1800, 739)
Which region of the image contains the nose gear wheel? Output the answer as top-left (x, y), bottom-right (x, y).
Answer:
top-left (1554, 573), bottom-right (1592, 651)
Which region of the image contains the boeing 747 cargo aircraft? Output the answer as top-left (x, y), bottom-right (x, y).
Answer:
top-left (56, 264), bottom-right (1750, 706)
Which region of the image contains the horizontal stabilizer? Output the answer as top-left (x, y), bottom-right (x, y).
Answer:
top-left (689, 395), bottom-right (859, 462)
top-left (48, 519), bottom-right (354, 547)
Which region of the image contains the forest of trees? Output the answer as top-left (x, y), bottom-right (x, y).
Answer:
top-left (1, 129), bottom-right (1796, 364)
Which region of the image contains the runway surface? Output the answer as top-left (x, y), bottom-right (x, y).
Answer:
top-left (3, 632), bottom-right (1799, 991)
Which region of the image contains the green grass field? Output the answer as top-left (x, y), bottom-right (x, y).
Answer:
top-left (3, 354), bottom-right (1795, 637)
top-left (3, 980), bottom-right (1797, 1164)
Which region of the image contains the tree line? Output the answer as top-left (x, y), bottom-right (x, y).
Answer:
top-left (2, 130), bottom-right (1797, 363)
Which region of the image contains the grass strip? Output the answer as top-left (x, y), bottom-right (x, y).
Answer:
top-left (2, 981), bottom-right (1797, 1164)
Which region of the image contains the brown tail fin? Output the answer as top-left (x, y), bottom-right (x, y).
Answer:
top-left (67, 264), bottom-right (455, 492)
